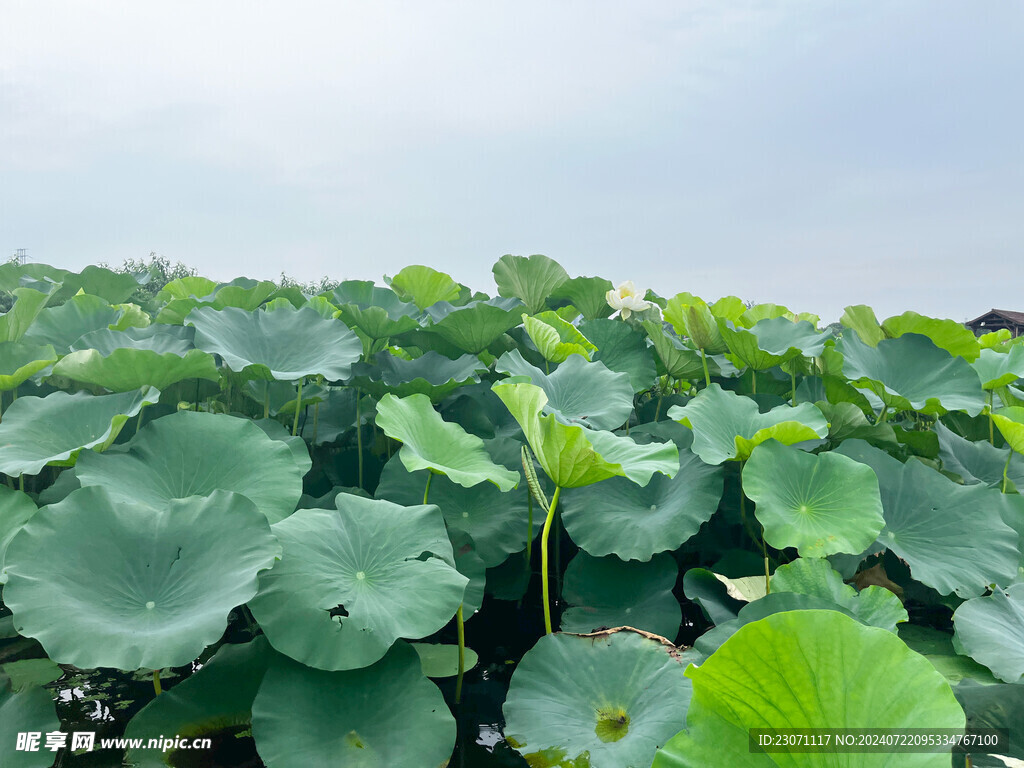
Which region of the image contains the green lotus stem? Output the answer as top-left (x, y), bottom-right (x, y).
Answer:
top-left (455, 605), bottom-right (466, 705)
top-left (791, 368), bottom-right (797, 405)
top-left (12, 387), bottom-right (17, 401)
top-left (989, 391), bottom-right (995, 445)
top-left (313, 401), bottom-right (320, 445)
top-left (18, 475), bottom-right (23, 492)
top-left (292, 379), bottom-right (304, 437)
top-left (700, 349), bottom-right (710, 388)
top-left (153, 670), bottom-right (162, 696)
top-left (423, 472), bottom-right (433, 505)
top-left (525, 492), bottom-right (533, 563)
top-left (654, 392), bottom-right (663, 422)
top-left (874, 406), bottom-right (889, 425)
top-left (541, 486), bottom-right (563, 634)
top-left (1002, 450), bottom-right (1012, 494)
top-left (751, 370), bottom-right (756, 395)
top-left (264, 389), bottom-right (270, 420)
top-left (355, 388), bottom-right (364, 489)
top-left (136, 405), bottom-right (145, 434)
top-left (762, 537), bottom-right (771, 595)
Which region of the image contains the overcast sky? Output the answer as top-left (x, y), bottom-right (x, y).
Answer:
top-left (2, 2), bottom-right (1021, 322)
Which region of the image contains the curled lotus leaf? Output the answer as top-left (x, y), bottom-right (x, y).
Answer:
top-left (384, 265), bottom-right (461, 310)
top-left (668, 383), bottom-right (828, 465)
top-left (493, 380), bottom-right (679, 488)
top-left (719, 316), bottom-right (828, 371)
top-left (935, 420), bottom-right (1024, 489)
top-left (53, 347), bottom-right (218, 392)
top-left (522, 310), bottom-right (596, 363)
top-left (188, 304), bottom-right (362, 381)
top-left (375, 393), bottom-right (519, 491)
top-left (743, 440), bottom-right (885, 558)
top-left (642, 321), bottom-right (709, 381)
top-left (3, 487), bottom-right (279, 670)
top-left (971, 346), bottom-right (1024, 390)
top-left (652, 610), bottom-right (965, 768)
top-left (251, 642), bottom-right (456, 768)
top-left (550, 275), bottom-right (615, 321)
top-left (75, 411), bottom-right (306, 523)
top-left (351, 350), bottom-right (485, 402)
top-left (663, 295), bottom-right (727, 353)
top-left (578, 318), bottom-right (658, 393)
top-left (503, 629), bottom-right (692, 768)
top-left (953, 584), bottom-right (1024, 683)
top-left (248, 495), bottom-right (468, 671)
top-left (492, 253), bottom-right (570, 315)
top-left (420, 297), bottom-right (524, 354)
top-left (837, 332), bottom-right (986, 416)
top-left (0, 341), bottom-right (57, 391)
top-left (0, 387), bottom-right (160, 476)
top-left (70, 324), bottom-right (197, 355)
top-left (991, 406), bottom-right (1024, 454)
top-left (22, 293), bottom-right (124, 352)
top-left (837, 440), bottom-right (1020, 597)
top-left (496, 349), bottom-right (634, 431)
top-left (0, 677), bottom-right (60, 768)
top-left (0, 287), bottom-right (52, 344)
top-left (881, 311), bottom-right (981, 361)
top-left (0, 487), bottom-right (36, 585)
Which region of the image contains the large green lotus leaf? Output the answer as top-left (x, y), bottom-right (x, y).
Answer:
top-left (719, 317), bottom-right (827, 371)
top-left (953, 584), bottom-right (1024, 683)
top-left (496, 349), bottom-right (634, 430)
top-left (642, 321), bottom-right (708, 380)
top-left (351, 350), bottom-right (484, 402)
top-left (493, 381), bottom-right (678, 487)
top-left (420, 297), bottom-right (523, 354)
top-left (840, 304), bottom-right (886, 346)
top-left (838, 332), bottom-right (986, 416)
top-left (248, 496), bottom-right (467, 671)
top-left (157, 275), bottom-right (218, 302)
top-left (881, 311), bottom-right (981, 361)
top-left (503, 629), bottom-right (692, 768)
top-left (75, 411), bottom-right (304, 523)
top-left (375, 393), bottom-right (519, 490)
top-left (71, 324), bottom-right (196, 355)
top-left (385, 264), bottom-right (460, 310)
top-left (560, 552), bottom-right (681, 639)
top-left (0, 387), bottom-right (159, 475)
top-left (375, 454), bottom-right (530, 567)
top-left (0, 341), bottom-right (57, 390)
top-left (156, 278), bottom-right (279, 324)
top-left (837, 440), bottom-right (1020, 596)
top-left (668, 383), bottom-right (828, 465)
top-left (739, 302), bottom-right (818, 327)
top-left (743, 440), bottom-right (885, 557)
top-left (770, 557), bottom-right (907, 632)
top-left (578, 318), bottom-right (657, 393)
top-left (935, 420), bottom-right (1024, 489)
top-left (971, 346), bottom-right (1024, 389)
top-left (251, 417), bottom-right (313, 477)
top-left (0, 487), bottom-right (36, 585)
top-left (251, 641), bottom-right (456, 768)
top-left (3, 487), bottom-right (279, 670)
top-left (953, 679), bottom-right (1024, 767)
top-left (410, 642), bottom-right (480, 678)
top-left (448, 528), bottom-right (486, 616)
top-left (664, 295), bottom-right (727, 353)
top-left (523, 311), bottom-right (596, 363)
top-left (50, 264), bottom-right (141, 304)
top-left (550, 275), bottom-right (615, 321)
top-left (898, 624), bottom-right (1002, 687)
top-left (22, 293), bottom-right (123, 352)
top-left (818, 401), bottom-right (899, 451)
top-left (331, 280), bottom-right (418, 318)
top-left (188, 305), bottom-right (362, 381)
top-left (0, 678), bottom-right (60, 768)
top-left (0, 261), bottom-right (69, 291)
top-left (298, 388), bottom-right (359, 445)
top-left (991, 406), bottom-right (1024, 454)
top-left (652, 610), bottom-right (965, 768)
top-left (560, 446), bottom-right (723, 561)
top-left (0, 288), bottom-right (52, 343)
top-left (53, 347), bottom-right (219, 392)
top-left (124, 637), bottom-right (273, 768)
top-left (336, 303), bottom-right (420, 343)
top-left (492, 254), bottom-right (569, 315)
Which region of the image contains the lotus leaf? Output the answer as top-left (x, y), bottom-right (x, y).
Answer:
top-left (124, 637), bottom-right (273, 768)
top-left (953, 680), bottom-right (1024, 767)
top-left (897, 624), bottom-right (1002, 686)
top-left (385, 264), bottom-right (460, 310)
top-left (522, 311), bottom-right (596, 363)
top-left (492, 254), bottom-right (569, 315)
top-left (411, 642), bottom-right (480, 678)
top-left (681, 568), bottom-right (747, 625)
top-left (642, 321), bottom-right (708, 380)
top-left (75, 411), bottom-right (305, 523)
top-left (0, 341), bottom-right (56, 391)
top-left (53, 347), bottom-right (218, 392)
top-left (375, 454), bottom-right (531, 567)
top-left (503, 629), bottom-right (691, 768)
top-left (953, 584), bottom-right (1024, 683)
top-left (839, 304), bottom-right (886, 345)
top-left (668, 383), bottom-right (828, 464)
top-left (653, 610), bottom-right (965, 768)
top-left (0, 387), bottom-right (159, 475)
top-left (22, 293), bottom-right (126, 352)
top-left (248, 496), bottom-right (468, 671)
top-left (251, 642), bottom-right (456, 768)
top-left (448, 528), bottom-right (486, 615)
top-left (0, 659), bottom-right (62, 692)
top-left (991, 406), bottom-right (1024, 454)
top-left (375, 393), bottom-right (519, 490)
top-left (188, 305), bottom-right (362, 381)
top-left (743, 440), bottom-right (885, 557)
top-left (71, 324), bottom-right (197, 355)
top-left (578, 318), bottom-right (657, 392)
top-left (971, 346), bottom-right (1024, 389)
top-left (560, 445), bottom-right (722, 560)
top-left (719, 317), bottom-right (828, 371)
top-left (420, 297), bottom-right (524, 354)
top-left (881, 311), bottom-right (981, 360)
top-left (0, 487), bottom-right (36, 585)
top-left (837, 440), bottom-right (1020, 596)
top-left (3, 487), bottom-right (279, 670)
top-left (550, 275), bottom-right (615, 321)
top-left (837, 332), bottom-right (986, 416)
top-left (0, 288), bottom-right (52, 343)
top-left (560, 552), bottom-right (681, 639)
top-left (0, 678), bottom-right (60, 768)
top-left (50, 264), bottom-right (141, 304)
top-left (664, 295), bottom-right (727, 353)
top-left (493, 380), bottom-right (679, 488)
top-left (351, 350), bottom-right (484, 401)
top-left (935, 420), bottom-right (1024, 488)
top-left (496, 349), bottom-right (634, 430)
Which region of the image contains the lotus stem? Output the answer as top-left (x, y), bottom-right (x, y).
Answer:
top-left (654, 392), bottom-right (663, 422)
top-left (525, 492), bottom-right (533, 563)
top-left (700, 349), bottom-right (710, 388)
top-left (989, 391), bottom-right (995, 445)
top-left (264, 389), bottom-right (270, 420)
top-left (874, 406), bottom-right (888, 425)
top-left (423, 472), bottom-right (433, 505)
top-left (292, 378), bottom-right (303, 437)
top-left (1003, 450), bottom-right (1012, 494)
top-left (136, 405), bottom-right (145, 434)
top-left (355, 388), bottom-right (364, 489)
top-left (455, 605), bottom-right (466, 704)
top-left (791, 368), bottom-right (797, 405)
top-left (541, 486), bottom-right (563, 634)
top-left (18, 475), bottom-right (23, 492)
top-left (153, 670), bottom-right (162, 696)
top-left (312, 401), bottom-right (320, 445)
top-left (762, 536), bottom-right (771, 595)
top-left (751, 370), bottom-right (756, 395)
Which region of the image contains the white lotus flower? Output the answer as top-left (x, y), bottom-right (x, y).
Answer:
top-left (605, 280), bottom-right (651, 319)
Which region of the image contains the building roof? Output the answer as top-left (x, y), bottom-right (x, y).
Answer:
top-left (966, 308), bottom-right (1024, 326)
